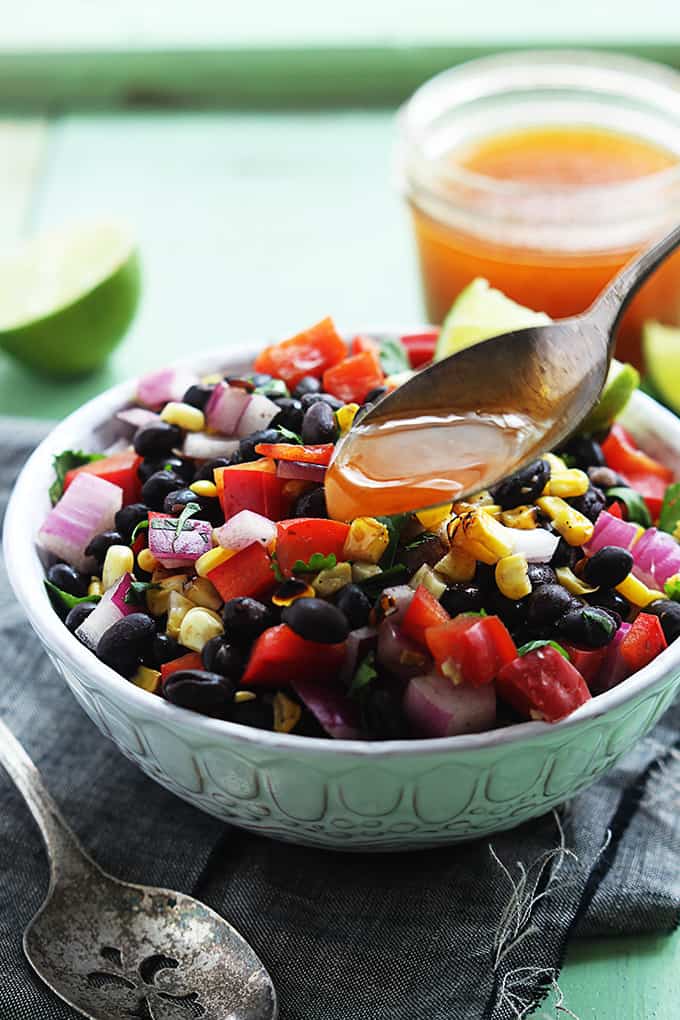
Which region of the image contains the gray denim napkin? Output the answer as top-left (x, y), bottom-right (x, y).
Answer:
top-left (1, 419), bottom-right (678, 1020)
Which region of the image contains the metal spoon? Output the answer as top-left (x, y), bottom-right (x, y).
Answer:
top-left (329, 223), bottom-right (680, 519)
top-left (0, 716), bottom-right (277, 1020)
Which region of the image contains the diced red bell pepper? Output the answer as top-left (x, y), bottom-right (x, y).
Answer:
top-left (254, 442), bottom-right (335, 466)
top-left (275, 517), bottom-right (350, 577)
top-left (322, 349), bottom-right (385, 405)
top-left (214, 459), bottom-right (293, 523)
top-left (351, 334), bottom-right (381, 357)
top-left (253, 317), bottom-right (347, 389)
top-left (425, 614), bottom-right (516, 687)
top-left (242, 624), bottom-right (346, 686)
top-left (560, 643), bottom-right (607, 687)
top-left (401, 584), bottom-right (450, 648)
top-left (160, 652), bottom-right (204, 681)
top-left (64, 450), bottom-right (142, 506)
top-left (623, 473), bottom-right (667, 520)
top-left (496, 646), bottom-right (592, 723)
top-left (206, 541), bottom-right (274, 602)
top-left (401, 331), bottom-right (438, 368)
top-left (619, 612), bottom-right (667, 674)
top-left (607, 500), bottom-right (624, 519)
top-left (602, 424), bottom-right (673, 483)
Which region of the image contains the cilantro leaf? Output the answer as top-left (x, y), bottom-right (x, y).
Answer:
top-left (351, 652), bottom-right (378, 695)
top-left (131, 519), bottom-right (149, 542)
top-left (124, 580), bottom-right (159, 605)
top-left (254, 378), bottom-right (289, 398)
top-left (292, 552), bottom-right (337, 573)
top-left (174, 502), bottom-right (201, 542)
top-left (379, 337), bottom-right (410, 376)
top-left (606, 487), bottom-right (652, 528)
top-left (658, 482), bottom-right (680, 535)
top-left (518, 639), bottom-right (570, 660)
top-left (356, 563), bottom-right (408, 600)
top-left (44, 580), bottom-right (100, 614)
top-left (377, 512), bottom-right (411, 568)
top-left (275, 426), bottom-right (302, 444)
top-left (48, 450), bottom-right (105, 504)
top-left (665, 574), bottom-right (680, 601)
top-left (270, 553), bottom-right (285, 582)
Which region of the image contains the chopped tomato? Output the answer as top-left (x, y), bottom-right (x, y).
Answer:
top-left (425, 614), bottom-right (516, 687)
top-left (401, 331), bottom-right (438, 368)
top-left (560, 643), bottom-right (607, 687)
top-left (275, 517), bottom-right (350, 576)
top-left (242, 624), bottom-right (346, 686)
top-left (322, 349), bottom-right (385, 404)
top-left (496, 646), bottom-right (591, 723)
top-left (253, 317), bottom-right (347, 389)
top-left (206, 541), bottom-right (274, 602)
top-left (254, 442), bottom-right (335, 466)
top-left (160, 652), bottom-right (204, 681)
top-left (619, 612), bottom-right (667, 674)
top-left (214, 460), bottom-right (293, 522)
top-left (401, 585), bottom-right (449, 648)
top-left (602, 424), bottom-right (673, 483)
top-left (607, 500), bottom-right (624, 519)
top-left (64, 450), bottom-right (142, 505)
top-left (623, 473), bottom-right (666, 520)
top-left (351, 334), bottom-right (381, 358)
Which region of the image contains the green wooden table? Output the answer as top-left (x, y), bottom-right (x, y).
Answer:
top-left (0, 99), bottom-right (678, 1020)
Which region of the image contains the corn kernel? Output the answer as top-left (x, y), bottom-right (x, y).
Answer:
top-left (312, 562), bottom-right (352, 597)
top-left (351, 562), bottom-right (382, 583)
top-left (183, 576), bottom-right (223, 611)
top-left (448, 509), bottom-right (513, 564)
top-left (615, 574), bottom-right (666, 608)
top-left (434, 547), bottom-right (476, 583)
top-left (102, 545), bottom-right (134, 591)
top-left (190, 480), bottom-right (218, 499)
top-left (536, 496), bottom-right (594, 547)
top-left (234, 690), bottom-right (256, 704)
top-left (409, 563), bottom-right (446, 599)
top-left (129, 665), bottom-right (162, 694)
top-left (495, 554), bottom-right (531, 600)
top-left (343, 517), bottom-right (390, 564)
top-left (501, 505), bottom-right (538, 530)
top-left (137, 548), bottom-right (159, 573)
top-left (179, 606), bottom-right (224, 652)
top-left (336, 402), bottom-right (360, 435)
top-left (543, 469), bottom-right (590, 499)
top-left (453, 500), bottom-right (502, 518)
top-left (674, 522), bottom-right (680, 542)
top-left (147, 574), bottom-right (187, 616)
top-left (160, 401), bottom-right (205, 432)
top-left (166, 591), bottom-right (195, 639)
top-left (543, 452), bottom-right (567, 473)
top-left (201, 373), bottom-right (222, 385)
top-left (88, 577), bottom-right (103, 598)
top-left (273, 692), bottom-right (302, 734)
top-left (555, 566), bottom-right (598, 596)
top-left (416, 504), bottom-right (452, 531)
top-left (195, 546), bottom-right (235, 577)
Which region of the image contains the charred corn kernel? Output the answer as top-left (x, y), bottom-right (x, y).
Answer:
top-left (190, 480), bottom-right (218, 499)
top-left (409, 563), bottom-right (447, 599)
top-left (453, 500), bottom-right (502, 518)
top-left (501, 505), bottom-right (538, 530)
top-left (336, 402), bottom-right (360, 435)
top-left (543, 452), bottom-right (567, 474)
top-left (543, 469), bottom-right (590, 498)
top-left (166, 591), bottom-right (195, 639)
top-left (495, 554), bottom-right (531, 600)
top-left (137, 548), bottom-right (159, 573)
top-left (434, 547), bottom-right (476, 583)
top-left (102, 545), bottom-right (134, 591)
top-left (416, 503), bottom-right (451, 531)
top-left (352, 561), bottom-right (382, 582)
top-left (342, 516), bottom-right (390, 564)
top-left (555, 566), bottom-right (598, 596)
top-left (616, 573), bottom-right (666, 608)
top-left (183, 575), bottom-right (222, 611)
top-left (88, 577), bottom-right (103, 598)
top-left (536, 496), bottom-right (594, 547)
top-left (195, 546), bottom-right (234, 577)
top-left (234, 690), bottom-right (256, 704)
top-left (273, 692), bottom-right (302, 734)
top-left (448, 509), bottom-right (513, 565)
top-left (272, 579), bottom-right (315, 606)
top-left (130, 665), bottom-right (162, 694)
top-left (179, 606), bottom-right (224, 652)
top-left (160, 401), bottom-right (205, 431)
top-left (312, 561), bottom-right (352, 597)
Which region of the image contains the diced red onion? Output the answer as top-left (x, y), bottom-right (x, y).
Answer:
top-left (590, 622), bottom-right (631, 694)
top-left (584, 510), bottom-right (641, 557)
top-left (136, 368), bottom-right (197, 410)
top-left (377, 618), bottom-right (431, 679)
top-left (631, 527), bottom-right (680, 589)
top-left (116, 407), bottom-right (160, 431)
top-left (182, 433), bottom-right (239, 461)
top-left (236, 393), bottom-right (280, 437)
top-left (148, 516), bottom-right (213, 568)
top-left (205, 382), bottom-right (251, 436)
top-left (404, 673), bottom-right (496, 737)
top-left (75, 574), bottom-right (136, 649)
top-left (508, 526), bottom-right (559, 563)
top-left (276, 460), bottom-right (327, 483)
top-left (109, 572), bottom-right (135, 613)
top-left (292, 677), bottom-right (367, 739)
top-left (38, 473), bottom-right (122, 572)
top-left (214, 510), bottom-right (276, 551)
top-left (339, 625), bottom-right (378, 686)
top-left (380, 585), bottom-right (415, 624)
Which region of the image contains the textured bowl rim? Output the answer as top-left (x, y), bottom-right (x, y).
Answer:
top-left (5, 329), bottom-right (680, 760)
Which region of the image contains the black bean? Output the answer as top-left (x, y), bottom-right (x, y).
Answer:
top-left (526, 584), bottom-right (574, 626)
top-left (163, 488), bottom-right (200, 514)
top-left (293, 376), bottom-right (322, 399)
top-left (301, 401), bottom-right (338, 445)
top-left (141, 470), bottom-right (186, 511)
top-left (231, 695), bottom-right (274, 730)
top-left (362, 686), bottom-right (407, 740)
top-left (364, 386), bottom-right (388, 404)
top-left (149, 633), bottom-right (183, 667)
top-left (97, 613), bottom-right (155, 677)
top-left (589, 465), bottom-right (626, 490)
top-left (583, 546), bottom-right (633, 588)
top-left (474, 563), bottom-right (496, 591)
top-left (440, 583), bottom-right (484, 617)
top-left (402, 534), bottom-right (446, 574)
top-left (556, 606), bottom-right (617, 649)
top-left (560, 435), bottom-right (606, 470)
top-left (222, 597), bottom-right (275, 644)
top-left (333, 584), bottom-right (372, 629)
top-left (526, 563), bottom-right (557, 588)
top-left (586, 589), bottom-right (631, 622)
top-left (282, 598), bottom-right (349, 643)
top-left (201, 636), bottom-right (246, 679)
top-left (191, 457), bottom-right (231, 483)
top-left (182, 383), bottom-right (215, 411)
top-left (133, 421), bottom-right (182, 459)
top-left (270, 398), bottom-right (304, 434)
top-left (486, 591), bottom-right (528, 631)
top-left (238, 428), bottom-right (281, 463)
top-left (46, 562), bottom-right (89, 598)
top-left (249, 372), bottom-right (272, 387)
top-left (139, 455), bottom-right (193, 484)
top-left (115, 502), bottom-right (149, 542)
top-left (492, 459), bottom-right (550, 509)
top-left (293, 486), bottom-right (328, 519)
top-left (568, 485), bottom-right (606, 523)
top-left (84, 530), bottom-right (125, 569)
top-left (550, 536), bottom-right (578, 569)
top-left (65, 602), bottom-right (97, 633)
top-left (645, 600), bottom-right (680, 643)
top-left (163, 669), bottom-right (235, 712)
top-left (300, 391), bottom-right (343, 412)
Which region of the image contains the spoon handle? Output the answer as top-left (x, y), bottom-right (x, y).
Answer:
top-left (0, 716), bottom-right (89, 882)
top-left (590, 222), bottom-right (680, 338)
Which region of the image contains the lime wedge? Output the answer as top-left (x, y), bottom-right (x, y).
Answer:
top-left (580, 360), bottom-right (640, 433)
top-left (434, 278), bottom-right (551, 361)
top-left (0, 221), bottom-right (141, 378)
top-left (643, 320), bottom-right (680, 413)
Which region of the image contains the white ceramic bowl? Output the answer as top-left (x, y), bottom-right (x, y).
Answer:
top-left (5, 339), bottom-right (680, 851)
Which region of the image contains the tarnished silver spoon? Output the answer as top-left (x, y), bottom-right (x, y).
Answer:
top-left (0, 716), bottom-right (277, 1020)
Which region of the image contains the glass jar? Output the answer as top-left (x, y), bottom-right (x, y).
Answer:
top-left (397, 51), bottom-right (680, 367)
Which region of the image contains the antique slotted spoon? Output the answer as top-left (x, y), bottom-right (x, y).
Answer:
top-left (0, 717), bottom-right (277, 1020)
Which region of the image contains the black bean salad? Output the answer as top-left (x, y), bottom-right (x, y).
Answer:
top-left (38, 318), bottom-right (680, 739)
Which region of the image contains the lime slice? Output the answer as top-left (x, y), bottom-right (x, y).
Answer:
top-left (434, 278), bottom-right (551, 361)
top-left (580, 359), bottom-right (640, 433)
top-left (643, 320), bottom-right (680, 413)
top-left (0, 221), bottom-right (141, 378)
